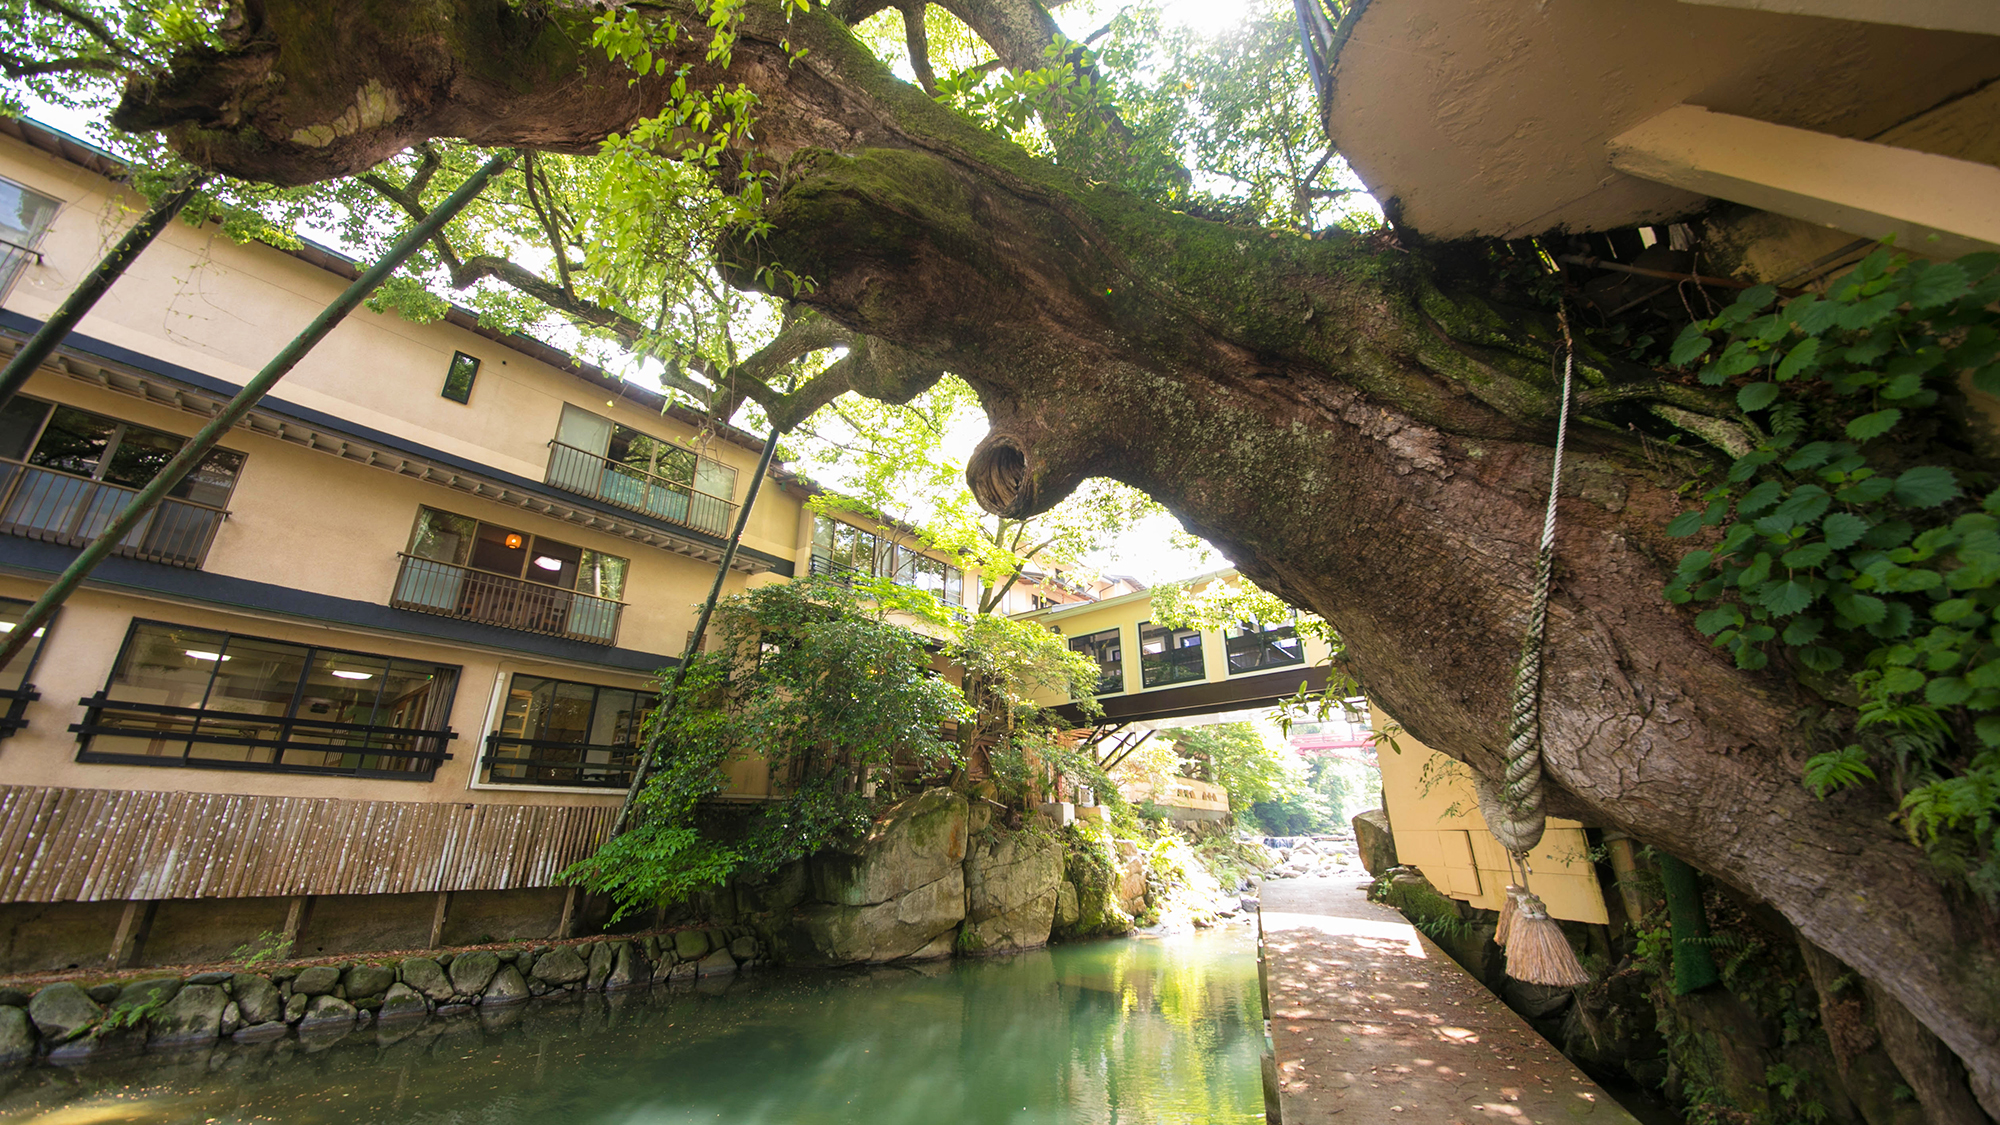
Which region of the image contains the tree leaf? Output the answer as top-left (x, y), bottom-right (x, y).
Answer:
top-left (1845, 409), bottom-right (1902, 442)
top-left (1669, 328), bottom-right (1713, 367)
top-left (1924, 676), bottom-right (1972, 707)
top-left (1665, 511), bottom-right (1705, 538)
top-left (1738, 480), bottom-right (1785, 515)
top-left (1736, 382), bottom-right (1780, 412)
top-left (1758, 579), bottom-right (1817, 615)
top-left (1775, 338), bottom-right (1819, 381)
top-left (1892, 465), bottom-right (1960, 508)
top-left (1821, 512), bottom-right (1871, 549)
top-left (1695, 606), bottom-right (1743, 636)
top-left (1906, 261), bottom-right (1969, 308)
top-left (1781, 542), bottom-right (1832, 569)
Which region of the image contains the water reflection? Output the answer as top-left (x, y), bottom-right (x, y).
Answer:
top-left (0, 929), bottom-right (1263, 1125)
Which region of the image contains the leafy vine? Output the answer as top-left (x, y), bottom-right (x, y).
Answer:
top-left (1659, 247), bottom-right (2000, 899)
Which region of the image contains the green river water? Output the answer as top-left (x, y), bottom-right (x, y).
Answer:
top-left (0, 928), bottom-right (1264, 1125)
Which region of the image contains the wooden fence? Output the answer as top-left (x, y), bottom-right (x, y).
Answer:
top-left (0, 786), bottom-right (614, 902)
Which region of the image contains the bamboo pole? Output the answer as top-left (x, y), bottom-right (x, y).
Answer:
top-left (0, 151), bottom-right (517, 672)
top-left (611, 427), bottom-right (783, 837)
top-left (0, 176), bottom-right (209, 409)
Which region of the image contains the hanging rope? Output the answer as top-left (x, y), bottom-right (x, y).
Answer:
top-left (1489, 307), bottom-right (1574, 856)
top-left (1484, 305), bottom-right (1591, 988)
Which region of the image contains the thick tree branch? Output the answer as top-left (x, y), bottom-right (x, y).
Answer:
top-left (901, 3), bottom-right (938, 97)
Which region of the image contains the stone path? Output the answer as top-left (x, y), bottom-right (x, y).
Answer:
top-left (1258, 876), bottom-right (1641, 1124)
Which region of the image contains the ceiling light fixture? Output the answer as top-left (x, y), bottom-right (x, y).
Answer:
top-left (533, 556), bottom-right (563, 571)
top-left (330, 670), bottom-right (374, 680)
top-left (185, 650), bottom-right (229, 661)
top-left (504, 533), bottom-right (524, 549)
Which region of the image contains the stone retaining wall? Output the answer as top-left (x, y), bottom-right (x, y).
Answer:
top-left (0, 927), bottom-right (762, 1065)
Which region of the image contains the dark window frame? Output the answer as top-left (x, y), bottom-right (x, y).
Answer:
top-left (480, 672), bottom-right (655, 789)
top-left (72, 618), bottom-right (460, 781)
top-left (441, 351), bottom-right (481, 404)
top-left (0, 395), bottom-right (243, 568)
top-left (0, 597), bottom-right (54, 739)
top-left (808, 517), bottom-right (965, 606)
top-left (1224, 618), bottom-right (1306, 674)
top-left (1068, 627), bottom-right (1124, 696)
top-left (1138, 620), bottom-right (1206, 688)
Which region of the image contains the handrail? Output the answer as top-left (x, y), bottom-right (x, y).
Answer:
top-left (391, 553), bottom-right (627, 645)
top-left (0, 458), bottom-right (230, 568)
top-left (73, 694), bottom-right (457, 768)
top-left (482, 731), bottom-right (640, 788)
top-left (544, 439), bottom-right (736, 536)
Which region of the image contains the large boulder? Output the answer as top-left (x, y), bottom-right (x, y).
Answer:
top-left (28, 983), bottom-right (100, 1042)
top-left (149, 984), bottom-right (229, 1045)
top-left (811, 789), bottom-right (968, 906)
top-left (1116, 855), bottom-right (1149, 915)
top-left (291, 966), bottom-right (340, 997)
top-left (531, 946), bottom-right (588, 986)
top-left (400, 957), bottom-right (451, 1002)
top-left (0, 1006), bottom-right (32, 1062)
top-left (793, 868), bottom-right (966, 963)
top-left (961, 828), bottom-right (1062, 953)
top-left (449, 951), bottom-right (500, 996)
top-left (1352, 809), bottom-right (1397, 877)
top-left (231, 974), bottom-right (282, 1026)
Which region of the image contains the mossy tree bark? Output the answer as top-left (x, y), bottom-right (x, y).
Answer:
top-left (114, 0), bottom-right (1998, 1104)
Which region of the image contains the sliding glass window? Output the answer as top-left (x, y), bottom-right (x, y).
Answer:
top-left (1138, 621), bottom-right (1206, 688)
top-left (1068, 628), bottom-right (1124, 696)
top-left (482, 674), bottom-right (653, 789)
top-left (74, 620), bottom-right (460, 780)
top-left (1225, 618), bottom-right (1304, 674)
top-left (0, 597), bottom-right (51, 738)
top-left (394, 507), bottom-right (629, 643)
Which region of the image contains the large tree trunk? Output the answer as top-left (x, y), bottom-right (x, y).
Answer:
top-left (115, 0), bottom-right (2000, 1104)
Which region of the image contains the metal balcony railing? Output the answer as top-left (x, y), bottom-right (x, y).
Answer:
top-left (1140, 644), bottom-right (1207, 688)
top-left (71, 695), bottom-right (455, 780)
top-left (544, 440), bottom-right (736, 537)
top-left (0, 460), bottom-right (228, 568)
top-left (390, 554), bottom-right (626, 644)
top-left (482, 734), bottom-right (641, 789)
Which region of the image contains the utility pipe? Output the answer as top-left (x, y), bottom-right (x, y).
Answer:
top-left (0, 152), bottom-right (517, 672)
top-left (0, 176), bottom-right (209, 410)
top-left (611, 427), bottom-right (784, 836)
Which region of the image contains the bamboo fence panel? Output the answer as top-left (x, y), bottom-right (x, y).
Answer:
top-left (0, 786), bottom-right (615, 902)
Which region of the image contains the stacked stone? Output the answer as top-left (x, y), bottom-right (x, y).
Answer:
top-left (1256, 830), bottom-right (1363, 880)
top-left (0, 927), bottom-right (762, 1065)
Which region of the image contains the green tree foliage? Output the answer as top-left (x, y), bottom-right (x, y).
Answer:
top-left (1170, 721), bottom-right (1332, 834)
top-left (786, 375), bottom-right (1165, 612)
top-left (567, 574), bottom-right (1101, 919)
top-left (1662, 247), bottom-right (2000, 899)
top-left (565, 576), bottom-right (971, 918)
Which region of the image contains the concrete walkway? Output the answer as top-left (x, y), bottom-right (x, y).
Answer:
top-left (1258, 875), bottom-right (1642, 1124)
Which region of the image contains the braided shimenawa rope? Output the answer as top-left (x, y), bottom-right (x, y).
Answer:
top-left (1490, 307), bottom-right (1575, 858)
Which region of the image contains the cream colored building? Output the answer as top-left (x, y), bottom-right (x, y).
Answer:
top-left (0, 118), bottom-right (972, 970)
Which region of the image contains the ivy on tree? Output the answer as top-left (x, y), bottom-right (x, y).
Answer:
top-left (1662, 247), bottom-right (2000, 898)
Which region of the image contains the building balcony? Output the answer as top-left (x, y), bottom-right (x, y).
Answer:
top-left (390, 554), bottom-right (625, 645)
top-left (481, 734), bottom-right (640, 789)
top-left (544, 440), bottom-right (735, 538)
top-left (0, 460), bottom-right (227, 568)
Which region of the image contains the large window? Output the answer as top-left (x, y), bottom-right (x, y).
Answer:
top-left (1068, 628), bottom-right (1124, 696)
top-left (0, 397), bottom-right (243, 567)
top-left (74, 620), bottom-right (460, 780)
top-left (1225, 618), bottom-right (1304, 674)
top-left (482, 674), bottom-right (653, 789)
top-left (0, 176), bottom-right (59, 301)
top-left (0, 597), bottom-right (52, 739)
top-left (1139, 621), bottom-right (1206, 688)
top-left (545, 405), bottom-right (738, 535)
top-left (810, 517), bottom-right (966, 606)
top-left (393, 507), bottom-right (629, 643)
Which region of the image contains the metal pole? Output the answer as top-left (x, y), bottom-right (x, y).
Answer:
top-left (0, 151), bottom-right (517, 672)
top-left (611, 427), bottom-right (783, 836)
top-left (0, 176), bottom-right (209, 410)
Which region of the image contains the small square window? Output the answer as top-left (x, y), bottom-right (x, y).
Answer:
top-left (441, 352), bottom-right (480, 404)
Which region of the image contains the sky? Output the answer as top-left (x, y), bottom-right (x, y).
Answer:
top-left (13, 0), bottom-right (1308, 589)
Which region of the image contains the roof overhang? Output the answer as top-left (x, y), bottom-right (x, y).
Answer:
top-left (1322, 0), bottom-right (2000, 241)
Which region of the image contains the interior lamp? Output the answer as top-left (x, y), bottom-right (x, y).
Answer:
top-left (504, 533), bottom-right (524, 549)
